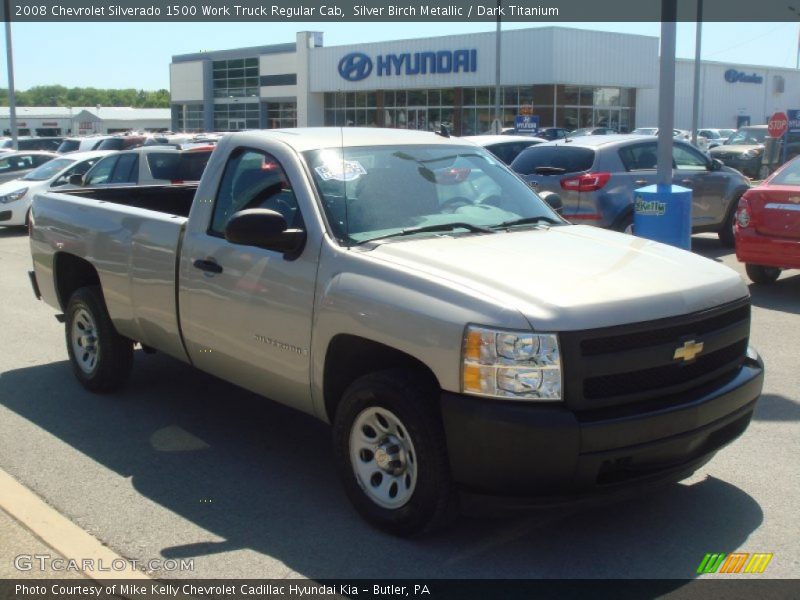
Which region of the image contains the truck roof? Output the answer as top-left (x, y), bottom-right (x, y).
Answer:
top-left (231, 127), bottom-right (476, 153)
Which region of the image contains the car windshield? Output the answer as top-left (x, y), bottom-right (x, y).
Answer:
top-left (57, 140), bottom-right (81, 153)
top-left (304, 144), bottom-right (560, 245)
top-left (23, 157), bottom-right (75, 181)
top-left (146, 150), bottom-right (212, 181)
top-left (726, 129), bottom-right (766, 145)
top-left (770, 158), bottom-right (800, 186)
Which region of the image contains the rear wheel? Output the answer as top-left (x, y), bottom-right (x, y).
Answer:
top-left (332, 369), bottom-right (457, 536)
top-left (745, 264), bottom-right (781, 285)
top-left (65, 286), bottom-right (133, 392)
top-left (614, 212), bottom-right (634, 235)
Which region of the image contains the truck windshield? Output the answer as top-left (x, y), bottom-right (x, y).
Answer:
top-left (304, 144), bottom-right (561, 245)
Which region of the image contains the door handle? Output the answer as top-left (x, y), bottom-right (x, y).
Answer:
top-left (193, 259), bottom-right (223, 274)
top-left (680, 178), bottom-right (693, 185)
top-left (634, 179), bottom-right (648, 185)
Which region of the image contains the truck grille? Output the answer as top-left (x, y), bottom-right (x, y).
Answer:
top-left (560, 299), bottom-right (750, 412)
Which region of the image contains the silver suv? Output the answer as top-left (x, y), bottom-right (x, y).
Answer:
top-left (511, 135), bottom-right (751, 247)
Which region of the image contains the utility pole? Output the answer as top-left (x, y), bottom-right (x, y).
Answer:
top-left (657, 0), bottom-right (677, 186)
top-left (493, 0), bottom-right (501, 133)
top-left (691, 0), bottom-right (703, 147)
top-left (4, 0), bottom-right (18, 149)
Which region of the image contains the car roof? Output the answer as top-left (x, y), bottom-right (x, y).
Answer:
top-left (537, 134), bottom-right (651, 149)
top-left (231, 127), bottom-right (477, 153)
top-left (62, 150), bottom-right (117, 160)
top-left (462, 135), bottom-right (548, 144)
top-left (0, 150), bottom-right (60, 157)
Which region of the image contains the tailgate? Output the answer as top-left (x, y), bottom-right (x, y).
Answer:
top-left (748, 186), bottom-right (800, 239)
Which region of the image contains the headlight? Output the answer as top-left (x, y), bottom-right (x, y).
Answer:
top-left (0, 188), bottom-right (28, 204)
top-left (740, 149), bottom-right (761, 160)
top-left (462, 325), bottom-right (562, 401)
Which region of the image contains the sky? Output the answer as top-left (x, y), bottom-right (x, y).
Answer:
top-left (1, 21), bottom-right (799, 91)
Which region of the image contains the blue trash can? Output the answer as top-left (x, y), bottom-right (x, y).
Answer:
top-left (633, 184), bottom-right (692, 250)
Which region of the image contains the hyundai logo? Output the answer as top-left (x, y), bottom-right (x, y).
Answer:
top-left (338, 52), bottom-right (373, 82)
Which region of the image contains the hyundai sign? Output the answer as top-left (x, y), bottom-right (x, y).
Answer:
top-left (338, 49), bottom-right (477, 81)
top-left (724, 69), bottom-right (763, 84)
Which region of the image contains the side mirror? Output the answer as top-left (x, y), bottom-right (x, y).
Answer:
top-left (709, 158), bottom-right (723, 171)
top-left (538, 190), bottom-right (564, 214)
top-left (69, 173), bottom-right (84, 186)
top-left (224, 208), bottom-right (306, 257)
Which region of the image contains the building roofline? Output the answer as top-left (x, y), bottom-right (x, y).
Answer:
top-left (172, 42), bottom-right (297, 63)
top-left (675, 57), bottom-right (799, 74)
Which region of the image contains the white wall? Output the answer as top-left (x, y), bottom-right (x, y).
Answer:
top-left (170, 61), bottom-right (205, 102)
top-left (308, 27), bottom-right (659, 92)
top-left (636, 59), bottom-right (800, 129)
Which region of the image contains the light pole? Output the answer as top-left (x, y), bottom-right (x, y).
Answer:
top-left (690, 0), bottom-right (703, 147)
top-left (493, 0), bottom-right (502, 133)
top-left (4, 0), bottom-right (18, 149)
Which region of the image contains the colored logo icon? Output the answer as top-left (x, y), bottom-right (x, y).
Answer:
top-left (338, 52), bottom-right (373, 82)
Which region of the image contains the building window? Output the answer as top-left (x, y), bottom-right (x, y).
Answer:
top-left (214, 102), bottom-right (259, 131)
top-left (176, 104), bottom-right (204, 132)
top-left (213, 57), bottom-right (259, 99)
top-left (554, 85), bottom-right (636, 132)
top-left (266, 102), bottom-right (297, 128)
top-left (324, 89), bottom-right (452, 131)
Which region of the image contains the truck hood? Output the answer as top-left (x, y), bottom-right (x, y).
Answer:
top-left (368, 225), bottom-right (747, 331)
top-left (711, 144), bottom-right (762, 155)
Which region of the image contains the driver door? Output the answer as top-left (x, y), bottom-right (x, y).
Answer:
top-left (178, 148), bottom-right (317, 413)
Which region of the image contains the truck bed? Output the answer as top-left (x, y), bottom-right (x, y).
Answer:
top-left (30, 186), bottom-right (196, 363)
top-left (63, 184), bottom-right (198, 218)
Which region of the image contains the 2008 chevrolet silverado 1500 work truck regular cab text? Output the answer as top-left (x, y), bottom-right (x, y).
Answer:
top-left (29, 129), bottom-right (764, 535)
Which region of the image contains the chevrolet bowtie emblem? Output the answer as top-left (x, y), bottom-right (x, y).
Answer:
top-left (674, 340), bottom-right (704, 362)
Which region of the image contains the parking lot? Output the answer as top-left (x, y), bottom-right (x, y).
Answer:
top-left (0, 225), bottom-right (798, 580)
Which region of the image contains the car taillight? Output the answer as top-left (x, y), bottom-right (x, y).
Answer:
top-left (560, 172), bottom-right (611, 192)
top-left (736, 195), bottom-right (751, 228)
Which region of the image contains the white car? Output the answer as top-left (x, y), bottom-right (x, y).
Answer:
top-left (0, 150), bottom-right (114, 227)
top-left (57, 135), bottom-right (115, 154)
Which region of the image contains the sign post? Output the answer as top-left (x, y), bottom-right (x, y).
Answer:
top-left (768, 112), bottom-right (789, 172)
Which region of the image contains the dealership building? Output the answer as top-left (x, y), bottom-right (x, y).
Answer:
top-left (169, 27), bottom-right (800, 135)
top-left (0, 106), bottom-right (171, 137)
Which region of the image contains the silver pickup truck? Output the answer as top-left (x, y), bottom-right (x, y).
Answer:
top-left (29, 128), bottom-right (764, 536)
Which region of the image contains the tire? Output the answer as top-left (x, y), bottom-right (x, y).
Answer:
top-left (65, 286), bottom-right (134, 392)
top-left (614, 212), bottom-right (634, 235)
top-left (717, 200), bottom-right (738, 248)
top-left (745, 264), bottom-right (781, 285)
top-left (332, 369), bottom-right (458, 536)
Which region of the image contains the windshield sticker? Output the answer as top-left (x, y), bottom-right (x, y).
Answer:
top-left (315, 160), bottom-right (367, 182)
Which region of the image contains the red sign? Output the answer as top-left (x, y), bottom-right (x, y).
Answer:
top-left (768, 112), bottom-right (788, 138)
top-left (42, 121), bottom-right (58, 127)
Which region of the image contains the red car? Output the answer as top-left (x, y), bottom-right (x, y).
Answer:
top-left (735, 156), bottom-right (800, 284)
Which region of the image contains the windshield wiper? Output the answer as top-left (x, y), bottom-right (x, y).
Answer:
top-left (359, 222), bottom-right (495, 244)
top-left (491, 215), bottom-right (561, 229)
top-left (533, 166), bottom-right (567, 175)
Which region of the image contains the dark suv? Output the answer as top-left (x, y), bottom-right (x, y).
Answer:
top-left (710, 125), bottom-right (800, 178)
top-left (511, 135), bottom-right (751, 246)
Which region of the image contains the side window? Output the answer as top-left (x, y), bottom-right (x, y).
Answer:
top-left (55, 158), bottom-right (101, 186)
top-left (84, 155), bottom-right (119, 185)
top-left (673, 144), bottom-right (708, 171)
top-left (32, 155), bottom-right (53, 167)
top-left (618, 143), bottom-right (658, 171)
top-left (210, 148), bottom-right (299, 236)
top-left (486, 143), bottom-right (515, 165)
top-left (109, 154), bottom-right (139, 184)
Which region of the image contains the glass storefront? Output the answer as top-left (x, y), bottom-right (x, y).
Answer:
top-left (214, 102), bottom-right (260, 131)
top-left (175, 104), bottom-right (204, 132)
top-left (322, 84), bottom-right (636, 135)
top-left (266, 102), bottom-right (298, 129)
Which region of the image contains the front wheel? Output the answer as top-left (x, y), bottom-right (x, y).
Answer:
top-left (745, 264), bottom-right (781, 285)
top-left (332, 369), bottom-right (457, 536)
top-left (65, 286), bottom-right (133, 392)
top-left (718, 200), bottom-right (739, 248)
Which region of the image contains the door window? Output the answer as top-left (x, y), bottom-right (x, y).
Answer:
top-left (109, 153), bottom-right (139, 184)
top-left (672, 144), bottom-right (708, 171)
top-left (84, 155), bottom-right (119, 185)
top-left (210, 148), bottom-right (299, 235)
top-left (618, 143), bottom-right (658, 171)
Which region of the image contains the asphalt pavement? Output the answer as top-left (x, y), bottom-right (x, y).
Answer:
top-left (0, 226), bottom-right (798, 581)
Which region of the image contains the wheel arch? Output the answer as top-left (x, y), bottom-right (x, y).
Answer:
top-left (53, 253), bottom-right (102, 311)
top-left (323, 334), bottom-right (440, 423)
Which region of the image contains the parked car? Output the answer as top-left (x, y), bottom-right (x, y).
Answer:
top-left (57, 136), bottom-right (114, 154)
top-left (570, 127), bottom-right (617, 136)
top-left (77, 145), bottom-right (214, 188)
top-left (735, 155), bottom-right (800, 284)
top-left (510, 134), bottom-right (749, 246)
top-left (94, 135), bottom-right (149, 152)
top-left (537, 127), bottom-right (571, 141)
top-left (0, 137), bottom-right (64, 153)
top-left (709, 126), bottom-right (800, 179)
top-left (464, 134), bottom-right (547, 164)
top-left (698, 129), bottom-right (731, 150)
top-left (0, 151), bottom-right (59, 185)
top-left (632, 128), bottom-right (708, 152)
top-left (0, 151), bottom-right (114, 227)
top-left (29, 128), bottom-right (763, 535)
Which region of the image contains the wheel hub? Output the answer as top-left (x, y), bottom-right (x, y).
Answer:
top-left (374, 436), bottom-right (405, 475)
